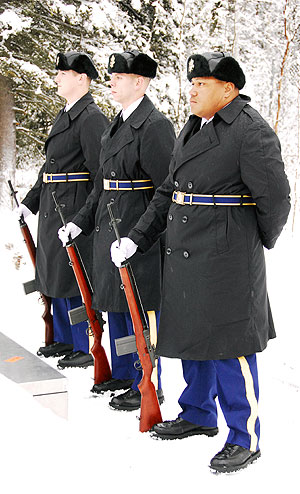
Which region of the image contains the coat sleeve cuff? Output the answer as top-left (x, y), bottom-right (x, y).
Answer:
top-left (128, 229), bottom-right (152, 253)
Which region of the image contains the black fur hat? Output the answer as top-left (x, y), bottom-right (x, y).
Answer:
top-left (187, 52), bottom-right (245, 89)
top-left (56, 51), bottom-right (99, 80)
top-left (107, 50), bottom-right (157, 78)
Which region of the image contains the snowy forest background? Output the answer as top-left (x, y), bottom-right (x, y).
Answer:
top-left (0, 0), bottom-right (299, 233)
top-left (0, 3), bottom-right (299, 490)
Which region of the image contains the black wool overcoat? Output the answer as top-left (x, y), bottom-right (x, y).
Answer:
top-left (74, 95), bottom-right (175, 312)
top-left (22, 92), bottom-right (109, 298)
top-left (129, 95), bottom-right (291, 361)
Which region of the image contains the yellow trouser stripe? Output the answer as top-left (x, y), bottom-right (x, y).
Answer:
top-left (238, 356), bottom-right (259, 452)
top-left (147, 311), bottom-right (158, 390)
top-left (88, 325), bottom-right (93, 355)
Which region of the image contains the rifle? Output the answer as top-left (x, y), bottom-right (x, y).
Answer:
top-left (8, 180), bottom-right (54, 346)
top-left (52, 191), bottom-right (111, 384)
top-left (107, 201), bottom-right (162, 432)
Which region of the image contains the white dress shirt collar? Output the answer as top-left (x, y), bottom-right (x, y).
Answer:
top-left (64, 98), bottom-right (81, 112)
top-left (121, 96), bottom-right (144, 121)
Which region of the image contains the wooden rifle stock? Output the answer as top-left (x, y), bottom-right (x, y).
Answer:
top-left (52, 192), bottom-right (111, 384)
top-left (8, 180), bottom-right (54, 346)
top-left (107, 201), bottom-right (162, 432)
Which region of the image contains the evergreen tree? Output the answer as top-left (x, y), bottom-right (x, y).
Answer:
top-left (0, 0), bottom-right (299, 216)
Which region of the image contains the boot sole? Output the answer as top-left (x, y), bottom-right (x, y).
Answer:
top-left (151, 427), bottom-right (219, 440)
top-left (210, 450), bottom-right (261, 473)
top-left (57, 361), bottom-right (94, 369)
top-left (110, 397), bottom-right (165, 411)
top-left (90, 384), bottom-right (133, 394)
top-left (37, 351), bottom-right (73, 358)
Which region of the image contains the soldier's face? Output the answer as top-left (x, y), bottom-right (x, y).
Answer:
top-left (55, 70), bottom-right (82, 100)
top-left (189, 77), bottom-right (228, 119)
top-left (110, 73), bottom-right (140, 109)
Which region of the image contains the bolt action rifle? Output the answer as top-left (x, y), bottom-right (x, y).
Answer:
top-left (107, 201), bottom-right (162, 432)
top-left (8, 180), bottom-right (54, 346)
top-left (52, 191), bottom-right (111, 384)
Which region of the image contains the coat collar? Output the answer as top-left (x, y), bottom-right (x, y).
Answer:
top-left (46, 92), bottom-right (95, 143)
top-left (67, 92), bottom-right (95, 120)
top-left (217, 94), bottom-right (251, 124)
top-left (101, 95), bottom-right (155, 162)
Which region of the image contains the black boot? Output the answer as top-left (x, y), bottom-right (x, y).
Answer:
top-left (151, 417), bottom-right (218, 440)
top-left (210, 443), bottom-right (261, 473)
top-left (91, 378), bottom-right (134, 394)
top-left (37, 342), bottom-right (73, 358)
top-left (109, 388), bottom-right (164, 411)
top-left (57, 351), bottom-right (94, 369)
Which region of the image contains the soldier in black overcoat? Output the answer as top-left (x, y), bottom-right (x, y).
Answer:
top-left (59, 50), bottom-right (175, 408)
top-left (111, 53), bottom-right (291, 472)
top-left (18, 52), bottom-right (109, 368)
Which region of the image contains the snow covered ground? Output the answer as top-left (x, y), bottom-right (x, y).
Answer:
top-left (0, 202), bottom-right (299, 493)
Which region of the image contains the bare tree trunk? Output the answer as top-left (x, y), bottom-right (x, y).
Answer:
top-left (275, 35), bottom-right (289, 134)
top-left (231, 0), bottom-right (239, 59)
top-left (292, 88), bottom-right (300, 232)
top-left (274, 0), bottom-right (299, 134)
top-left (0, 75), bottom-right (16, 207)
top-left (175, 0), bottom-right (187, 130)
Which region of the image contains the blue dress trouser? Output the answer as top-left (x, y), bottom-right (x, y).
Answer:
top-left (107, 311), bottom-right (162, 392)
top-left (179, 355), bottom-right (260, 452)
top-left (52, 296), bottom-right (89, 354)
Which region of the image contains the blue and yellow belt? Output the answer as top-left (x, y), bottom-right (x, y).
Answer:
top-left (103, 179), bottom-right (154, 191)
top-left (43, 172), bottom-right (90, 183)
top-left (172, 191), bottom-right (256, 206)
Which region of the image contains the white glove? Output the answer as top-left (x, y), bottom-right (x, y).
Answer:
top-left (110, 237), bottom-right (138, 267)
top-left (16, 204), bottom-right (31, 220)
top-left (58, 222), bottom-right (82, 247)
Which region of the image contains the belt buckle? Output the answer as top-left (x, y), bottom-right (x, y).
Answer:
top-left (103, 179), bottom-right (110, 190)
top-left (176, 191), bottom-right (185, 205)
top-left (43, 173), bottom-right (52, 183)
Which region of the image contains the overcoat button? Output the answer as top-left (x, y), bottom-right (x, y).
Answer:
top-left (182, 215), bottom-right (188, 223)
top-left (166, 248), bottom-right (172, 255)
top-left (95, 226), bottom-right (100, 232)
top-left (183, 250), bottom-right (190, 258)
top-left (111, 171), bottom-right (116, 177)
top-left (174, 180), bottom-right (179, 187)
top-left (50, 158), bottom-right (55, 165)
top-left (187, 182), bottom-right (193, 189)
top-left (43, 212), bottom-right (48, 218)
top-left (168, 214), bottom-right (173, 221)
top-left (110, 198), bottom-right (115, 203)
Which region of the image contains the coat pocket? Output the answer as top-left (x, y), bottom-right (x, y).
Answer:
top-left (214, 207), bottom-right (229, 254)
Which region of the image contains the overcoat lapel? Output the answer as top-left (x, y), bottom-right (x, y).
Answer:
top-left (172, 118), bottom-right (219, 173)
top-left (46, 110), bottom-right (70, 144)
top-left (45, 93), bottom-right (94, 146)
top-left (172, 95), bottom-right (251, 174)
top-left (101, 95), bottom-right (155, 163)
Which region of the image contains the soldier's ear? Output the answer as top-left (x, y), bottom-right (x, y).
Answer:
top-left (135, 75), bottom-right (150, 91)
top-left (135, 75), bottom-right (143, 87)
top-left (78, 72), bottom-right (89, 85)
top-left (224, 81), bottom-right (237, 97)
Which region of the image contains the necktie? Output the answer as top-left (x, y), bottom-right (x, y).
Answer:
top-left (110, 113), bottom-right (123, 137)
top-left (184, 117), bottom-right (203, 144)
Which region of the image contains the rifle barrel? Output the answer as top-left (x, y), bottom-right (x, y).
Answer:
top-left (52, 191), bottom-right (67, 228)
top-left (107, 201), bottom-right (121, 245)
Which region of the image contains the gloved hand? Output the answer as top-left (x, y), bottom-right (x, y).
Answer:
top-left (110, 237), bottom-right (138, 267)
top-left (16, 204), bottom-right (31, 220)
top-left (58, 222), bottom-right (82, 247)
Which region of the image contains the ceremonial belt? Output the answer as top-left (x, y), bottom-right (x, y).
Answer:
top-left (172, 191), bottom-right (256, 206)
top-left (103, 179), bottom-right (154, 191)
top-left (43, 172), bottom-right (90, 183)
